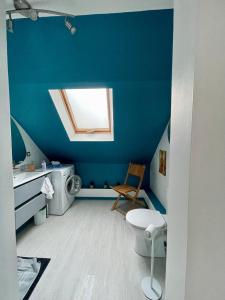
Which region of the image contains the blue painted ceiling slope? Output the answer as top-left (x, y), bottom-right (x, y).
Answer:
top-left (8, 10), bottom-right (173, 165)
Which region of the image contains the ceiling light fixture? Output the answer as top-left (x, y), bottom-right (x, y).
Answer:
top-left (6, 0), bottom-right (76, 35)
top-left (65, 17), bottom-right (76, 35)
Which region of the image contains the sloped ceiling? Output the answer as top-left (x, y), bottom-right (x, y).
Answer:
top-left (8, 10), bottom-right (172, 180)
top-left (5, 0), bottom-right (173, 16)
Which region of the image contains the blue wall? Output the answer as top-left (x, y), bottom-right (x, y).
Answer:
top-left (7, 10), bottom-right (173, 188)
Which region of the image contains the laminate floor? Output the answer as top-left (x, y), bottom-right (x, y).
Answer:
top-left (17, 200), bottom-right (166, 300)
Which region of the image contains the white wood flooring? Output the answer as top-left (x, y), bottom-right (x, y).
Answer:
top-left (17, 200), bottom-right (166, 300)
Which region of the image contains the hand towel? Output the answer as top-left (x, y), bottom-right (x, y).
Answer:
top-left (41, 177), bottom-right (54, 200)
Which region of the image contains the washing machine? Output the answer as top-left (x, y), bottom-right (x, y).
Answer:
top-left (48, 165), bottom-right (77, 215)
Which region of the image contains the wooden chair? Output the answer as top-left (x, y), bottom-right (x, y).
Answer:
top-left (110, 163), bottom-right (146, 215)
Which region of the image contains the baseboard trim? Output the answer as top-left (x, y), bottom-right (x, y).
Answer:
top-left (76, 188), bottom-right (155, 210)
top-left (77, 188), bottom-right (118, 198)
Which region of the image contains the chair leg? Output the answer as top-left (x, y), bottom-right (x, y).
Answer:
top-left (132, 197), bottom-right (145, 207)
top-left (111, 195), bottom-right (121, 211)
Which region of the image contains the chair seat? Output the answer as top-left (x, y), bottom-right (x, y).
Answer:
top-left (111, 184), bottom-right (137, 196)
top-left (110, 163), bottom-right (146, 214)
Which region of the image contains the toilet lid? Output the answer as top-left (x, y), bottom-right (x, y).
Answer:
top-left (126, 209), bottom-right (165, 230)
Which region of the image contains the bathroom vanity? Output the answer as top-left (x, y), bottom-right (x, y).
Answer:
top-left (13, 170), bottom-right (52, 230)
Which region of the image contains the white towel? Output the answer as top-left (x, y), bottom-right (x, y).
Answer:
top-left (41, 177), bottom-right (54, 200)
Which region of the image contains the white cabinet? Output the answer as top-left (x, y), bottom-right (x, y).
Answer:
top-left (14, 176), bottom-right (45, 208)
top-left (15, 193), bottom-right (45, 229)
top-left (14, 175), bottom-right (49, 230)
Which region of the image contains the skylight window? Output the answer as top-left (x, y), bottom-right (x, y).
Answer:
top-left (61, 88), bottom-right (111, 134)
top-left (49, 88), bottom-right (114, 142)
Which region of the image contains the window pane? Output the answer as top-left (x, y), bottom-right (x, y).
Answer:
top-left (65, 88), bottom-right (109, 129)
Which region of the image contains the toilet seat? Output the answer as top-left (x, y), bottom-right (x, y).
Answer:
top-left (126, 208), bottom-right (165, 230)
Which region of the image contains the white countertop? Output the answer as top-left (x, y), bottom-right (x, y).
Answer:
top-left (13, 169), bottom-right (52, 188)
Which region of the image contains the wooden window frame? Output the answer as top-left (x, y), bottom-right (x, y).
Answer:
top-left (60, 89), bottom-right (112, 134)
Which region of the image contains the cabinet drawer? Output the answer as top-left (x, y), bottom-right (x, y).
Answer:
top-left (14, 176), bottom-right (45, 208)
top-left (15, 193), bottom-right (46, 230)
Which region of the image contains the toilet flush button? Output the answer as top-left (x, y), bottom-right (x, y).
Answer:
top-left (126, 208), bottom-right (165, 230)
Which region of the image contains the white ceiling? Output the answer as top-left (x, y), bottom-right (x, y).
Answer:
top-left (5, 0), bottom-right (173, 16)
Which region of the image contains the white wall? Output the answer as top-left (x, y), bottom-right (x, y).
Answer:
top-left (165, 1), bottom-right (225, 300)
top-left (150, 124), bottom-right (170, 209)
top-left (12, 117), bottom-right (49, 167)
top-left (165, 1), bottom-right (196, 297)
top-left (184, 1), bottom-right (225, 298)
top-left (0, 2), bottom-right (18, 299)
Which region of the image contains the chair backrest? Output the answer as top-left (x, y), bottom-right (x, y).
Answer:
top-left (125, 163), bottom-right (146, 191)
top-left (128, 163), bottom-right (146, 178)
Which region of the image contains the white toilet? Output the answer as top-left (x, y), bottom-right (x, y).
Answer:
top-left (126, 208), bottom-right (167, 257)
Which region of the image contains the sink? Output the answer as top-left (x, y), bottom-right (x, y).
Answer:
top-left (13, 172), bottom-right (27, 180)
top-left (13, 171), bottom-right (41, 186)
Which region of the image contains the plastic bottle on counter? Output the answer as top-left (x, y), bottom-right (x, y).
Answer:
top-left (41, 160), bottom-right (47, 171)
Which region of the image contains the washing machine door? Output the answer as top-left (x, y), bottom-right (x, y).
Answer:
top-left (65, 175), bottom-right (82, 196)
